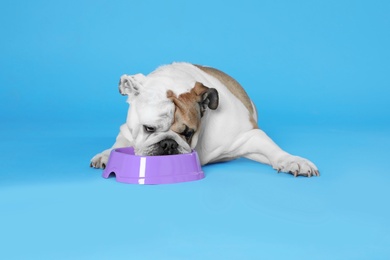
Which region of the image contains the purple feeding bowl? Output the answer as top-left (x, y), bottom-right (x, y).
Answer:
top-left (102, 147), bottom-right (204, 184)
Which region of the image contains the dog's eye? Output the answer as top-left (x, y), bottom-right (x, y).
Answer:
top-left (182, 126), bottom-right (195, 142)
top-left (143, 125), bottom-right (156, 133)
top-left (184, 130), bottom-right (194, 141)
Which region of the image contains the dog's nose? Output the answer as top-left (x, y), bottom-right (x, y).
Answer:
top-left (159, 139), bottom-right (179, 155)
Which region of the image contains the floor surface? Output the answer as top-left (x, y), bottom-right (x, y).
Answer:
top-left (1, 121), bottom-right (389, 259)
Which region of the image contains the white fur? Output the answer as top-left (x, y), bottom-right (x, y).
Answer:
top-left (91, 62), bottom-right (319, 177)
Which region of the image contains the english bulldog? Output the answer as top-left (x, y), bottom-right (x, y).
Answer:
top-left (91, 62), bottom-right (319, 177)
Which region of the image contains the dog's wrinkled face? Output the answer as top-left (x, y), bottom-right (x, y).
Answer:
top-left (119, 74), bottom-right (218, 156)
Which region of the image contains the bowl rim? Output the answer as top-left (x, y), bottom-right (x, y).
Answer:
top-left (112, 147), bottom-right (198, 159)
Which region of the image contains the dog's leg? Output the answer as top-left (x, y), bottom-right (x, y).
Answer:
top-left (226, 129), bottom-right (319, 177)
top-left (90, 124), bottom-right (132, 169)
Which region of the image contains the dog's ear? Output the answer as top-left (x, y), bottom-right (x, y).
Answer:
top-left (118, 73), bottom-right (146, 97)
top-left (192, 82), bottom-right (219, 115)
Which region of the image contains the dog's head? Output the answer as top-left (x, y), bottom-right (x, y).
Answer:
top-left (119, 74), bottom-right (219, 156)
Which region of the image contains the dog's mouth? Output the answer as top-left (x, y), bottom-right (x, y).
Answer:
top-left (135, 139), bottom-right (190, 156)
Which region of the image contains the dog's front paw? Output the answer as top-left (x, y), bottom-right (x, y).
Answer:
top-left (90, 153), bottom-right (109, 169)
top-left (273, 154), bottom-right (319, 177)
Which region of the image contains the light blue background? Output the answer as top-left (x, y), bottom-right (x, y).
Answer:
top-left (1, 0), bottom-right (389, 259)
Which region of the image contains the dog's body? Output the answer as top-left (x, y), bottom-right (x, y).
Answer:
top-left (91, 62), bottom-right (318, 177)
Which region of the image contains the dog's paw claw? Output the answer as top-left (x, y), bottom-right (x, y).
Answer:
top-left (290, 170), bottom-right (299, 177)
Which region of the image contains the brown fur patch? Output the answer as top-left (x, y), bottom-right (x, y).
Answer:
top-left (167, 83), bottom-right (207, 140)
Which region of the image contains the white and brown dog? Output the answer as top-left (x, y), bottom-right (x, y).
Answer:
top-left (91, 62), bottom-right (319, 177)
